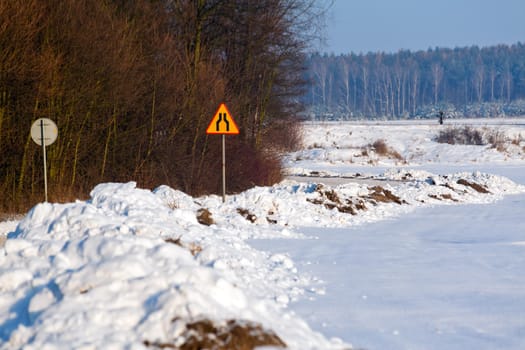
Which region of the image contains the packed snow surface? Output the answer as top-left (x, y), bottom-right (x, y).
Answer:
top-left (2, 119), bottom-right (525, 349)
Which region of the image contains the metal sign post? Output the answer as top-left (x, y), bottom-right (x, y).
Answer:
top-left (30, 118), bottom-right (58, 202)
top-left (40, 120), bottom-right (48, 202)
top-left (222, 134), bottom-right (226, 203)
top-left (206, 103), bottom-right (240, 203)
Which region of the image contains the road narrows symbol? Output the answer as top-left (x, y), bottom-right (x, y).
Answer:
top-left (206, 103), bottom-right (239, 134)
top-left (216, 113), bottom-right (230, 132)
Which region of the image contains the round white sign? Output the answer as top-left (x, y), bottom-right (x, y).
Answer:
top-left (31, 118), bottom-right (58, 146)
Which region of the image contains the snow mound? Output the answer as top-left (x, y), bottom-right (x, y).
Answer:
top-left (1, 182), bottom-right (343, 350)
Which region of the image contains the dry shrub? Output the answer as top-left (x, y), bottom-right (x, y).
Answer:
top-left (457, 179), bottom-right (490, 193)
top-left (435, 126), bottom-right (484, 145)
top-left (435, 127), bottom-right (458, 144)
top-left (486, 129), bottom-right (507, 151)
top-left (166, 201), bottom-right (178, 210)
top-left (435, 126), bottom-right (508, 149)
top-left (192, 137), bottom-right (285, 197)
top-left (368, 139), bottom-right (404, 161)
top-left (0, 235), bottom-right (6, 248)
top-left (389, 149), bottom-right (403, 161)
top-left (196, 208), bottom-right (214, 226)
top-left (0, 213), bottom-right (24, 222)
top-left (372, 139), bottom-right (389, 155)
top-left (199, 118), bottom-right (301, 197)
top-left (463, 126), bottom-right (484, 145)
top-left (511, 135), bottom-right (523, 146)
top-left (143, 319), bottom-right (286, 350)
top-left (0, 185), bottom-right (90, 214)
top-left (225, 142), bottom-right (283, 194)
top-left (262, 117), bottom-right (303, 153)
top-left (494, 143), bottom-right (507, 153)
top-left (237, 208), bottom-right (257, 223)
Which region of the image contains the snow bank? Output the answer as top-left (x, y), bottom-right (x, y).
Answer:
top-left (0, 182), bottom-right (344, 350)
top-left (1, 168), bottom-right (523, 349)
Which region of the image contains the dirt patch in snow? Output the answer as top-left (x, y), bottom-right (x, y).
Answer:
top-left (307, 184), bottom-right (406, 215)
top-left (428, 193), bottom-right (458, 202)
top-left (143, 319), bottom-right (286, 350)
top-left (301, 174), bottom-right (501, 219)
top-left (457, 179), bottom-right (490, 193)
top-left (164, 237), bottom-right (203, 256)
top-left (308, 185), bottom-right (367, 215)
top-left (367, 186), bottom-right (406, 205)
top-left (197, 208), bottom-right (214, 226)
top-left (237, 208), bottom-right (257, 223)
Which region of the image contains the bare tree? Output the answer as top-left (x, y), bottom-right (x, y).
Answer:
top-left (473, 62), bottom-right (485, 103)
top-left (338, 56), bottom-right (352, 114)
top-left (431, 63), bottom-right (444, 105)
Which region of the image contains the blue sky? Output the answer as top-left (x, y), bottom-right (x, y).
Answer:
top-left (324, 0), bottom-right (525, 54)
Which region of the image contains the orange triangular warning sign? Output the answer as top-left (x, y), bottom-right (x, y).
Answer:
top-left (206, 103), bottom-right (240, 135)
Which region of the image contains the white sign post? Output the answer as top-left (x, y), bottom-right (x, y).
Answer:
top-left (30, 118), bottom-right (58, 202)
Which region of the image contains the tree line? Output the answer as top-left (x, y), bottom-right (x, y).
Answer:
top-left (305, 43), bottom-right (525, 119)
top-left (0, 0), bottom-right (327, 211)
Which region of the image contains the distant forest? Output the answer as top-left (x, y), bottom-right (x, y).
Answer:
top-left (304, 43), bottom-right (525, 119)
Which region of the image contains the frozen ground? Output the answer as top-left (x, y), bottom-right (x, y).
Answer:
top-left (1, 119), bottom-right (525, 349)
top-left (285, 118), bottom-right (525, 176)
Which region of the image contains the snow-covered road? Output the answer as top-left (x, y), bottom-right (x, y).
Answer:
top-left (285, 175), bottom-right (407, 187)
top-left (252, 184), bottom-right (525, 350)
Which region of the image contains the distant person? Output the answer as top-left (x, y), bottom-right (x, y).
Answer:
top-left (438, 111), bottom-right (444, 125)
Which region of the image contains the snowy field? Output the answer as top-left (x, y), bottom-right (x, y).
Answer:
top-left (2, 119), bottom-right (525, 349)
